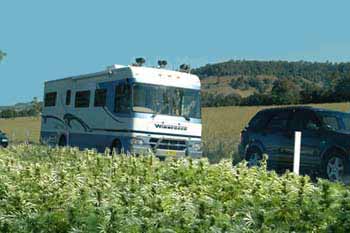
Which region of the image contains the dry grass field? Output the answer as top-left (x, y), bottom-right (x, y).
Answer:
top-left (202, 102), bottom-right (350, 161)
top-left (0, 102), bottom-right (349, 161)
top-left (0, 117), bottom-right (41, 143)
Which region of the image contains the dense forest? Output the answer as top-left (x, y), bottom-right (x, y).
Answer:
top-left (193, 60), bottom-right (350, 107)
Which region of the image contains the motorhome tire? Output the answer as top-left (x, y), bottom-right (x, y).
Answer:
top-left (58, 135), bottom-right (67, 147)
top-left (111, 140), bottom-right (122, 155)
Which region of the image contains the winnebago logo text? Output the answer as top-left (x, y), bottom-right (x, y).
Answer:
top-left (154, 123), bottom-right (188, 131)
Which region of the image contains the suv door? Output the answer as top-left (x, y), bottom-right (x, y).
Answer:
top-left (288, 110), bottom-right (324, 174)
top-left (262, 110), bottom-right (293, 171)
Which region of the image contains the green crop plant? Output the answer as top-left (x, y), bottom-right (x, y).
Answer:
top-left (1, 144), bottom-right (350, 232)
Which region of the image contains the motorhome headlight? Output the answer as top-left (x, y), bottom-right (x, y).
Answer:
top-left (131, 137), bottom-right (145, 145)
top-left (191, 142), bottom-right (202, 151)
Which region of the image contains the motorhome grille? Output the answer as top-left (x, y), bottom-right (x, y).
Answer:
top-left (149, 138), bottom-right (187, 151)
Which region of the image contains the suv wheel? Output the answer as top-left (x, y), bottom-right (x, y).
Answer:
top-left (246, 148), bottom-right (262, 167)
top-left (325, 153), bottom-right (347, 182)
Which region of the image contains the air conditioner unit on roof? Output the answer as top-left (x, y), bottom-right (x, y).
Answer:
top-left (106, 64), bottom-right (126, 70)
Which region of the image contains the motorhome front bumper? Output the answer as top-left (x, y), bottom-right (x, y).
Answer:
top-left (129, 137), bottom-right (202, 159)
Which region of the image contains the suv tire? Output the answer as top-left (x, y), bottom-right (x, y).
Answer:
top-left (324, 152), bottom-right (348, 182)
top-left (246, 147), bottom-right (262, 167)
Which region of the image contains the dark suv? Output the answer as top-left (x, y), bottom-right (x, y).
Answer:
top-left (238, 106), bottom-right (350, 182)
top-left (0, 130), bottom-right (9, 148)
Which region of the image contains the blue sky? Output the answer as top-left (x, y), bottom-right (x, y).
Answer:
top-left (1, 0), bottom-right (350, 105)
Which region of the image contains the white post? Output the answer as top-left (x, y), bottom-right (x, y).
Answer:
top-left (293, 131), bottom-right (302, 175)
top-left (25, 130), bottom-right (30, 144)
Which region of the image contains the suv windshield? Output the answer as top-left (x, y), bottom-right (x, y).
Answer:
top-left (132, 83), bottom-right (201, 119)
top-left (317, 111), bottom-right (350, 131)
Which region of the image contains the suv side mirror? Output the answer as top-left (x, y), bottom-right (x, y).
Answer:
top-left (306, 122), bottom-right (319, 131)
top-left (320, 124), bottom-right (333, 131)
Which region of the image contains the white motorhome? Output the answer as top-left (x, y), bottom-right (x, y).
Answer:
top-left (40, 64), bottom-right (202, 158)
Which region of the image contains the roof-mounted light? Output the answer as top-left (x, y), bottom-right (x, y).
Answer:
top-left (157, 60), bottom-right (167, 68)
top-left (179, 64), bottom-right (191, 73)
top-left (132, 57), bottom-right (146, 66)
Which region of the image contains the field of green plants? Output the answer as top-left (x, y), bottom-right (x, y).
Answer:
top-left (0, 145), bottom-right (350, 232)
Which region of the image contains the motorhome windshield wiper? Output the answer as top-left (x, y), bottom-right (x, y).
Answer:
top-left (152, 111), bottom-right (160, 118)
top-left (182, 114), bottom-right (190, 121)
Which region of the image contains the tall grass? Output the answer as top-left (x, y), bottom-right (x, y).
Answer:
top-left (0, 117), bottom-right (40, 143)
top-left (202, 102), bottom-right (350, 162)
top-left (0, 102), bottom-right (349, 162)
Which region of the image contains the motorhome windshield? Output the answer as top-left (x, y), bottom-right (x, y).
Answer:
top-left (133, 83), bottom-right (201, 119)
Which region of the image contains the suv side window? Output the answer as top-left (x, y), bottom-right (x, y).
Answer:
top-left (266, 111), bottom-right (291, 131)
top-left (290, 110), bottom-right (321, 131)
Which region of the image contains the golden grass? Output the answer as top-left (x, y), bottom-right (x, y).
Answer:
top-left (202, 102), bottom-right (350, 161)
top-left (0, 117), bottom-right (41, 143)
top-left (202, 102), bottom-right (349, 143)
top-left (0, 102), bottom-right (349, 160)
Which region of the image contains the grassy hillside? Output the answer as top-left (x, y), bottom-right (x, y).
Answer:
top-left (0, 102), bottom-right (34, 111)
top-left (200, 75), bottom-right (274, 98)
top-left (194, 60), bottom-right (350, 104)
top-left (0, 145), bottom-right (349, 232)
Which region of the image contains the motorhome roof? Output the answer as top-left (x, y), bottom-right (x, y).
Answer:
top-left (45, 64), bottom-right (199, 84)
top-left (127, 65), bottom-right (198, 79)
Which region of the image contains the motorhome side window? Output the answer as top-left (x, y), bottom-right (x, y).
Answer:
top-left (44, 92), bottom-right (57, 107)
top-left (94, 88), bottom-right (107, 107)
top-left (66, 90), bottom-right (71, 105)
top-left (75, 90), bottom-right (91, 108)
top-left (115, 83), bottom-right (131, 113)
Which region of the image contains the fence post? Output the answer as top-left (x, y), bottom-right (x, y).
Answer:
top-left (12, 131), bottom-right (16, 144)
top-left (25, 130), bottom-right (30, 144)
top-left (293, 131), bottom-right (302, 175)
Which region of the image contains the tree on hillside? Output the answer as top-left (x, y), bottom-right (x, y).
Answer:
top-left (31, 97), bottom-right (42, 117)
top-left (300, 83), bottom-right (324, 104)
top-left (0, 50), bottom-right (6, 62)
top-left (334, 77), bottom-right (350, 101)
top-left (0, 109), bottom-right (16, 119)
top-left (271, 79), bottom-right (301, 105)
